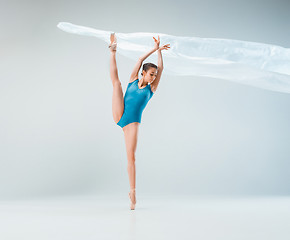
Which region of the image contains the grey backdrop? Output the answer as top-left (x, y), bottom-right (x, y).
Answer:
top-left (1, 0), bottom-right (290, 200)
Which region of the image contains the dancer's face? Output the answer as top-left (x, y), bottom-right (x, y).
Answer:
top-left (143, 68), bottom-right (157, 84)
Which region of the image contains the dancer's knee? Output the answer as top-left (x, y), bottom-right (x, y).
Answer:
top-left (127, 152), bottom-right (135, 163)
top-left (112, 79), bottom-right (121, 88)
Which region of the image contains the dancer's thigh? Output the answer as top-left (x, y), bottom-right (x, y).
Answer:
top-left (112, 82), bottom-right (124, 123)
top-left (123, 122), bottom-right (139, 159)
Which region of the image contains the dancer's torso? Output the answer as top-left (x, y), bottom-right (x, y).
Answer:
top-left (117, 79), bottom-right (154, 128)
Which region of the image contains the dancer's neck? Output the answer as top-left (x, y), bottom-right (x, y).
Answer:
top-left (139, 78), bottom-right (148, 87)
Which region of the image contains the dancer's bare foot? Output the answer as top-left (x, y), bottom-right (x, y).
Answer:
top-left (129, 188), bottom-right (136, 210)
top-left (109, 33), bottom-right (117, 52)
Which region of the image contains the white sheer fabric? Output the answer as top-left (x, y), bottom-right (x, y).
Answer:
top-left (57, 22), bottom-right (290, 93)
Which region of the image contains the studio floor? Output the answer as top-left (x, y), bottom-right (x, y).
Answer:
top-left (0, 194), bottom-right (289, 240)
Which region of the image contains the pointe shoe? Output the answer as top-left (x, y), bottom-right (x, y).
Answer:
top-left (110, 32), bottom-right (116, 43)
top-left (108, 33), bottom-right (117, 52)
top-left (109, 42), bottom-right (117, 52)
top-left (128, 188), bottom-right (136, 210)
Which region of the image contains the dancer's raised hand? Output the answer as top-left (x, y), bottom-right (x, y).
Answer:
top-left (153, 36), bottom-right (160, 50)
top-left (158, 44), bottom-right (170, 51)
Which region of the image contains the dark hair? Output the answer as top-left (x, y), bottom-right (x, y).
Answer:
top-left (141, 63), bottom-right (157, 76)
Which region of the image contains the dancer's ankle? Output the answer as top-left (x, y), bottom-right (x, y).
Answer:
top-left (109, 43), bottom-right (117, 52)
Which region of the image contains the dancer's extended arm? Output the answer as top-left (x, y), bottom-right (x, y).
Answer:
top-left (150, 49), bottom-right (163, 92)
top-left (129, 47), bottom-right (157, 81)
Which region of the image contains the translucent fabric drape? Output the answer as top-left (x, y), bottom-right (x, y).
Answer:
top-left (57, 22), bottom-right (290, 93)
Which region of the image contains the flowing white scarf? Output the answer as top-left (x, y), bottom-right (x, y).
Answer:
top-left (57, 22), bottom-right (290, 93)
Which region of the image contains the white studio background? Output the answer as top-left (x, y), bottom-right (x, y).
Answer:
top-left (0, 0), bottom-right (290, 200)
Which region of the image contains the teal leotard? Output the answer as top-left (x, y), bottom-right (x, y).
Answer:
top-left (117, 79), bottom-right (154, 128)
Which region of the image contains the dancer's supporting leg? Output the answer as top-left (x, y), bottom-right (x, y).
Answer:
top-left (123, 123), bottom-right (139, 209)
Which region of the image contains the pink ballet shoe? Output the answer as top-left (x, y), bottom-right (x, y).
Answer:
top-left (128, 188), bottom-right (136, 210)
top-left (108, 42), bottom-right (117, 51)
top-left (110, 32), bottom-right (116, 43)
top-left (109, 33), bottom-right (117, 51)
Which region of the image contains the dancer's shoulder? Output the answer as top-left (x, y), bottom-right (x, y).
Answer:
top-left (129, 78), bottom-right (138, 84)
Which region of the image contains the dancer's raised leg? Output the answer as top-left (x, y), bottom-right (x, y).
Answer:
top-left (109, 34), bottom-right (124, 123)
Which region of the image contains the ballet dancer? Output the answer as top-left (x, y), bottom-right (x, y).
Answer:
top-left (108, 33), bottom-right (170, 210)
